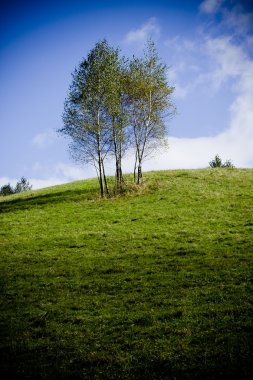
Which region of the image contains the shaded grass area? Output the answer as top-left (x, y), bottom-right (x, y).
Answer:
top-left (0, 169), bottom-right (253, 379)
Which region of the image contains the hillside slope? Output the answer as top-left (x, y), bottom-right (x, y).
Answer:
top-left (0, 169), bottom-right (252, 379)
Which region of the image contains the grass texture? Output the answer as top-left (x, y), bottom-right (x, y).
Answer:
top-left (0, 169), bottom-right (252, 379)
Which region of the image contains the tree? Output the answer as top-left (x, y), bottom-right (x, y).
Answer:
top-left (101, 51), bottom-right (129, 191)
top-left (59, 40), bottom-right (131, 197)
top-left (15, 177), bottom-right (32, 193)
top-left (59, 40), bottom-right (120, 197)
top-left (126, 40), bottom-right (175, 183)
top-left (0, 184), bottom-right (14, 196)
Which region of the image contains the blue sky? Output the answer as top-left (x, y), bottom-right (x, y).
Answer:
top-left (1, 0), bottom-right (253, 189)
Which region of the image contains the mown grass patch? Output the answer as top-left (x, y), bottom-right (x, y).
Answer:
top-left (0, 169), bottom-right (252, 379)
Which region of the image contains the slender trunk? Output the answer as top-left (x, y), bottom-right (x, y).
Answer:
top-left (115, 159), bottom-right (120, 189)
top-left (136, 90), bottom-right (152, 184)
top-left (119, 128), bottom-right (124, 185)
top-left (135, 135), bottom-right (143, 185)
top-left (97, 109), bottom-right (104, 198)
top-left (134, 149), bottom-right (137, 183)
top-left (137, 162), bottom-right (142, 184)
top-left (98, 153), bottom-right (104, 198)
top-left (102, 158), bottom-right (110, 196)
top-left (112, 117), bottom-right (119, 189)
top-left (113, 117), bottom-right (124, 191)
top-left (93, 160), bottom-right (99, 181)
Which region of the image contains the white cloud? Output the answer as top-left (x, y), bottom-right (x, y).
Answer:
top-left (29, 162), bottom-right (97, 189)
top-left (199, 0), bottom-right (223, 14)
top-left (0, 177), bottom-right (17, 188)
top-left (55, 163), bottom-right (95, 180)
top-left (32, 129), bottom-right (56, 148)
top-left (124, 18), bottom-right (160, 43)
top-left (142, 130), bottom-right (252, 172)
top-left (30, 178), bottom-right (66, 190)
top-left (204, 37), bottom-right (249, 89)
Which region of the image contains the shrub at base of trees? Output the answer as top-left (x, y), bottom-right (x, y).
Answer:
top-left (0, 177), bottom-right (32, 196)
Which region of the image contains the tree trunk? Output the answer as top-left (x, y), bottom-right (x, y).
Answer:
top-left (115, 159), bottom-right (120, 189)
top-left (134, 150), bottom-right (137, 183)
top-left (137, 163), bottom-right (142, 184)
top-left (102, 158), bottom-right (110, 197)
top-left (97, 120), bottom-right (104, 198)
top-left (98, 155), bottom-right (104, 198)
top-left (113, 119), bottom-right (124, 191)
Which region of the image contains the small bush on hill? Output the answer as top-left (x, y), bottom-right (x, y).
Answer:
top-left (209, 154), bottom-right (234, 168)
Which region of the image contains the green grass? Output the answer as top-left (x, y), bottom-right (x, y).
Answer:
top-left (0, 169), bottom-right (252, 379)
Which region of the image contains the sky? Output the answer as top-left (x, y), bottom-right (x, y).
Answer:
top-left (1, 0), bottom-right (253, 189)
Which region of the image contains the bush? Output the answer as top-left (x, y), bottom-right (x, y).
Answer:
top-left (222, 159), bottom-right (235, 168)
top-left (209, 155), bottom-right (234, 168)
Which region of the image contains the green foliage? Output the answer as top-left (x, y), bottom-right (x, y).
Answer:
top-left (0, 169), bottom-right (252, 379)
top-left (0, 183), bottom-right (14, 196)
top-left (15, 177), bottom-right (32, 193)
top-left (209, 154), bottom-right (235, 168)
top-left (0, 177), bottom-right (32, 196)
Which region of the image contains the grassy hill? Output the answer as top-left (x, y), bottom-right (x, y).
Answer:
top-left (0, 169), bottom-right (252, 379)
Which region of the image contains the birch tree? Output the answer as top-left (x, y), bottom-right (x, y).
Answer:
top-left (126, 41), bottom-right (175, 183)
top-left (59, 40), bottom-right (119, 197)
top-left (103, 54), bottom-right (129, 190)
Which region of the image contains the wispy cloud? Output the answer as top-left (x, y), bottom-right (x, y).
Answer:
top-left (55, 163), bottom-right (92, 181)
top-left (199, 0), bottom-right (253, 36)
top-left (124, 18), bottom-right (160, 43)
top-left (199, 0), bottom-right (223, 14)
top-left (29, 162), bottom-right (96, 189)
top-left (32, 129), bottom-right (56, 149)
top-left (204, 36), bottom-right (251, 90)
top-left (222, 5), bottom-right (253, 36)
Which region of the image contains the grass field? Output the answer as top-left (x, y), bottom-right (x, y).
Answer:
top-left (0, 169), bottom-right (252, 379)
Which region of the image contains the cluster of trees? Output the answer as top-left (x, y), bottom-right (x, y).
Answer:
top-left (209, 155), bottom-right (234, 168)
top-left (0, 177), bottom-right (32, 196)
top-left (58, 39), bottom-right (175, 197)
